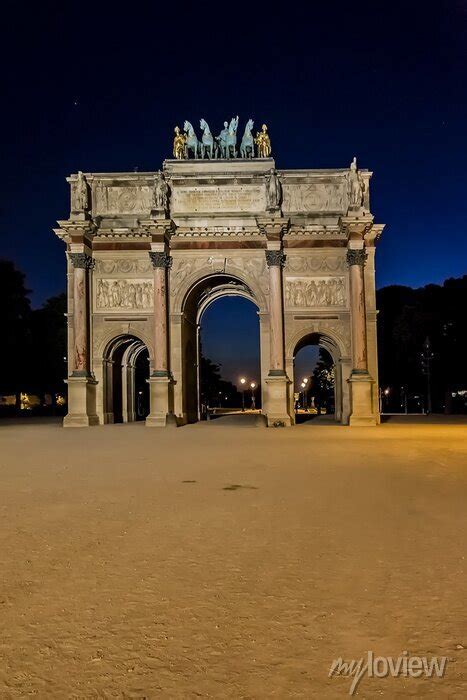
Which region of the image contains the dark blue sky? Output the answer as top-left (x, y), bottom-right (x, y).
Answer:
top-left (2, 1), bottom-right (466, 382)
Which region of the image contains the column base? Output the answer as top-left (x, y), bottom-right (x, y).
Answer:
top-left (63, 376), bottom-right (99, 427)
top-left (265, 373), bottom-right (292, 427)
top-left (145, 375), bottom-right (176, 428)
top-left (348, 371), bottom-right (377, 426)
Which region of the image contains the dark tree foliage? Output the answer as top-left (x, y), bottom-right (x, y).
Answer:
top-left (377, 276), bottom-right (467, 412)
top-left (311, 349), bottom-right (335, 413)
top-left (199, 355), bottom-right (242, 409)
top-left (0, 260), bottom-right (32, 401)
top-left (29, 293), bottom-right (67, 399)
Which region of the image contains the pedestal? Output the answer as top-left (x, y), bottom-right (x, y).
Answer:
top-left (265, 374), bottom-right (292, 427)
top-left (63, 376), bottom-right (99, 427)
top-left (348, 371), bottom-right (377, 426)
top-left (146, 375), bottom-right (176, 427)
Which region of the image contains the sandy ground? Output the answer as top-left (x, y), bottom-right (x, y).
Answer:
top-left (0, 416), bottom-right (466, 699)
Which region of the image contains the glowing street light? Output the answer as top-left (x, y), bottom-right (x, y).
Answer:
top-left (240, 377), bottom-right (246, 412)
top-left (250, 382), bottom-right (257, 410)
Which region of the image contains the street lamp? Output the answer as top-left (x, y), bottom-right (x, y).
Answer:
top-left (250, 382), bottom-right (257, 410)
top-left (240, 377), bottom-right (246, 412)
top-left (300, 381), bottom-right (306, 411)
top-left (302, 377), bottom-right (309, 411)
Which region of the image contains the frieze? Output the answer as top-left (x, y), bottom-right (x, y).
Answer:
top-left (94, 258), bottom-right (152, 274)
top-left (95, 279), bottom-right (153, 311)
top-left (285, 255), bottom-right (347, 273)
top-left (282, 182), bottom-right (347, 213)
top-left (93, 184), bottom-right (153, 215)
top-left (285, 277), bottom-right (346, 307)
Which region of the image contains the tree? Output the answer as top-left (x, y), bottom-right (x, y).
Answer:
top-left (312, 349), bottom-right (335, 413)
top-left (29, 293), bottom-right (67, 402)
top-left (0, 260), bottom-right (32, 406)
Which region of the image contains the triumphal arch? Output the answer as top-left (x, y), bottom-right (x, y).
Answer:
top-left (54, 119), bottom-right (385, 427)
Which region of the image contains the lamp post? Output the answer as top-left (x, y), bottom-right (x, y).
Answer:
top-left (250, 382), bottom-right (257, 410)
top-left (300, 382), bottom-right (306, 411)
top-left (302, 377), bottom-right (309, 411)
top-left (240, 377), bottom-right (246, 412)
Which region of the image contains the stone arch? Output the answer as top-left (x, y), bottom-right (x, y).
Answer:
top-left (286, 327), bottom-right (348, 424)
top-left (172, 265), bottom-right (268, 315)
top-left (170, 269), bottom-right (266, 424)
top-left (101, 332), bottom-right (150, 424)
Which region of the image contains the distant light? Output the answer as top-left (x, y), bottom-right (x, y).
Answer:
top-left (240, 377), bottom-right (246, 385)
top-left (384, 388), bottom-right (390, 395)
top-left (301, 382), bottom-right (306, 388)
top-left (303, 377), bottom-right (309, 384)
top-left (250, 382), bottom-right (256, 389)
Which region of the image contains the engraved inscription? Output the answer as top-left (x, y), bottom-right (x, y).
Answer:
top-left (172, 185), bottom-right (265, 213)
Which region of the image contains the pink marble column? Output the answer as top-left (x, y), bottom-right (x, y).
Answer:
top-left (69, 253), bottom-right (94, 375)
top-left (149, 251), bottom-right (172, 376)
top-left (347, 248), bottom-right (368, 372)
top-left (265, 250), bottom-right (286, 375)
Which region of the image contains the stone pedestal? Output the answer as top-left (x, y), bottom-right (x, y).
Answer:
top-left (64, 376), bottom-right (99, 427)
top-left (348, 372), bottom-right (376, 426)
top-left (146, 375), bottom-right (176, 427)
top-left (265, 374), bottom-right (291, 427)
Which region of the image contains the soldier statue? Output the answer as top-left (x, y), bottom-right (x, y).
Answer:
top-left (173, 126), bottom-right (186, 159)
top-left (255, 124), bottom-right (271, 158)
top-left (74, 171), bottom-right (89, 211)
top-left (348, 157), bottom-right (365, 209)
top-left (266, 168), bottom-right (282, 210)
top-left (153, 171), bottom-right (169, 212)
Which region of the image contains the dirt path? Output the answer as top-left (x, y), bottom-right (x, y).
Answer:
top-left (0, 418), bottom-right (466, 697)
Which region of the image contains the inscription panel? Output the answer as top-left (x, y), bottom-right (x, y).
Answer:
top-left (172, 185), bottom-right (265, 213)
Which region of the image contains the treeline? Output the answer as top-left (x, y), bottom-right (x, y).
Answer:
top-left (0, 259), bottom-right (67, 411)
top-left (377, 276), bottom-right (467, 412)
top-left (1, 258), bottom-right (466, 415)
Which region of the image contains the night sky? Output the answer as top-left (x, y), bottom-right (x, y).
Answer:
top-left (2, 2), bottom-right (466, 384)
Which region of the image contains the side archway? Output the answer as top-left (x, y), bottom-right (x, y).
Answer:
top-left (287, 329), bottom-right (349, 424)
top-left (102, 334), bottom-right (150, 423)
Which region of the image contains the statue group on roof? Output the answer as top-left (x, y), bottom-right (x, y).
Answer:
top-left (172, 118), bottom-right (272, 160)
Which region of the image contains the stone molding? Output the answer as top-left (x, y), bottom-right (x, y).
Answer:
top-left (149, 252), bottom-right (173, 269)
top-left (346, 249), bottom-right (368, 267)
top-left (265, 250), bottom-right (286, 268)
top-left (69, 253), bottom-right (95, 270)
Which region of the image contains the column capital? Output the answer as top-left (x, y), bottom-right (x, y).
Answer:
top-left (346, 249), bottom-right (368, 267)
top-left (149, 252), bottom-right (173, 269)
top-left (265, 250), bottom-right (286, 268)
top-left (256, 216), bottom-right (290, 241)
top-left (69, 253), bottom-right (95, 269)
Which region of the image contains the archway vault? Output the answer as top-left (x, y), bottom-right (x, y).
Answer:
top-left (103, 333), bottom-right (150, 424)
top-left (174, 272), bottom-right (263, 424)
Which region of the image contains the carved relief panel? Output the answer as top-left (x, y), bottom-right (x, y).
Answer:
top-left (94, 279), bottom-right (154, 311)
top-left (285, 277), bottom-right (346, 307)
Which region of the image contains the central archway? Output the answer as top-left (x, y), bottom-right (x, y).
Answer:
top-left (179, 273), bottom-right (263, 423)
